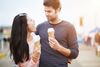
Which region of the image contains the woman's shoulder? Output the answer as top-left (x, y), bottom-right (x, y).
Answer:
top-left (32, 33), bottom-right (40, 42)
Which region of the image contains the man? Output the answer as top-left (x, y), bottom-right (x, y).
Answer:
top-left (35, 0), bottom-right (79, 67)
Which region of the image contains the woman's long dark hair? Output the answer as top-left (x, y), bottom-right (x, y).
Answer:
top-left (10, 13), bottom-right (29, 64)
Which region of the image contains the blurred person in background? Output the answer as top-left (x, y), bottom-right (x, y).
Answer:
top-left (35, 0), bottom-right (79, 67)
top-left (10, 13), bottom-right (41, 67)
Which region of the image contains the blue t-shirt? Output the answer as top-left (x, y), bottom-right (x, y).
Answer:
top-left (35, 20), bottom-right (79, 67)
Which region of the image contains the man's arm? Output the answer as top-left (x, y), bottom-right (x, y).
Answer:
top-left (49, 37), bottom-right (78, 59)
top-left (49, 37), bottom-right (71, 57)
top-left (49, 25), bottom-right (79, 59)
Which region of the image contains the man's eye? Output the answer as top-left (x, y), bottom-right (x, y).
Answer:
top-left (47, 11), bottom-right (51, 13)
top-left (45, 11), bottom-right (51, 13)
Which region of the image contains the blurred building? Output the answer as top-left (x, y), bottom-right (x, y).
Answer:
top-left (0, 26), bottom-right (11, 41)
top-left (0, 26), bottom-right (11, 51)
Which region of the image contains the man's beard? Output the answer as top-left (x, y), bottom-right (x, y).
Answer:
top-left (47, 16), bottom-right (57, 22)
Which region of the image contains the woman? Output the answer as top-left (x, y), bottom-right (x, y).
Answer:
top-left (10, 13), bottom-right (41, 67)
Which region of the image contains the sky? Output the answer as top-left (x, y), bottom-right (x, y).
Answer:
top-left (0, 0), bottom-right (100, 33)
top-left (0, 0), bottom-right (44, 26)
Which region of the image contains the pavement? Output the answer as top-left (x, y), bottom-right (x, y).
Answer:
top-left (69, 44), bottom-right (100, 67)
top-left (0, 43), bottom-right (100, 67)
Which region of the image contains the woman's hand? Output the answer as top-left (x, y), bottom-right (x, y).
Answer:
top-left (32, 50), bottom-right (40, 63)
top-left (32, 42), bottom-right (41, 63)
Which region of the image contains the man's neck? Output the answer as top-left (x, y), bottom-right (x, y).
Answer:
top-left (49, 18), bottom-right (62, 24)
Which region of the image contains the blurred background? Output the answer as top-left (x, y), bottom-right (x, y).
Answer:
top-left (0, 0), bottom-right (100, 67)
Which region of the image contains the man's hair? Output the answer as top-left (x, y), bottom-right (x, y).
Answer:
top-left (43, 0), bottom-right (61, 10)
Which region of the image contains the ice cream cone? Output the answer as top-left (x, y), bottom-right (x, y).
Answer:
top-left (48, 28), bottom-right (55, 38)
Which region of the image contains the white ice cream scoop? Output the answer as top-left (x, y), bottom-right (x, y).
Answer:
top-left (47, 28), bottom-right (55, 38)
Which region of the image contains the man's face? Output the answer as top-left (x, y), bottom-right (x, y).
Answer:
top-left (44, 6), bottom-right (58, 22)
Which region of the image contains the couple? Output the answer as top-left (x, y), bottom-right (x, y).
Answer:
top-left (10, 0), bottom-right (79, 67)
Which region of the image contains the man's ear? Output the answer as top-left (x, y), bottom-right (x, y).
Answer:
top-left (55, 7), bottom-right (61, 13)
top-left (57, 7), bottom-right (61, 12)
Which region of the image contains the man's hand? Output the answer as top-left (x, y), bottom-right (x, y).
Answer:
top-left (68, 59), bottom-right (72, 64)
top-left (48, 37), bottom-right (61, 50)
top-left (48, 37), bottom-right (71, 57)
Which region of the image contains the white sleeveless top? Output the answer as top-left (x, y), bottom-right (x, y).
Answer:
top-left (28, 33), bottom-right (40, 57)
